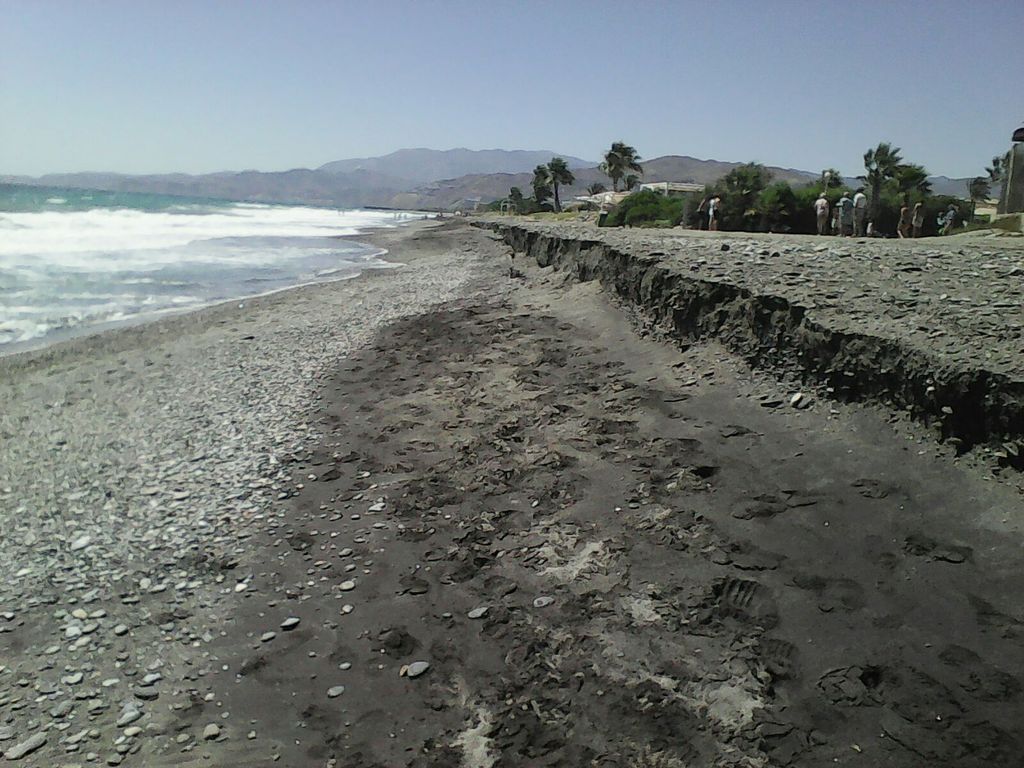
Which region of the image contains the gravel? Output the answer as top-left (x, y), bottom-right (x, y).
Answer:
top-left (0, 221), bottom-right (494, 766)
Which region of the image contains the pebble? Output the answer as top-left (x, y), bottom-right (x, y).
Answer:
top-left (467, 607), bottom-right (489, 619)
top-left (339, 580), bottom-right (356, 591)
top-left (115, 708), bottom-right (142, 727)
top-left (260, 631), bottom-right (277, 642)
top-left (3, 732), bottom-right (47, 760)
top-left (327, 685), bottom-right (346, 698)
top-left (202, 724), bottom-right (221, 740)
top-left (69, 535), bottom-right (92, 552)
top-left (113, 624), bottom-right (129, 636)
top-left (280, 617), bottom-right (301, 630)
top-left (533, 596), bottom-right (555, 608)
top-left (405, 661), bottom-right (430, 678)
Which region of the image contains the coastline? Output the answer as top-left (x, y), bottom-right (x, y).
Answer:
top-left (0, 218), bottom-right (432, 371)
top-left (3, 218), bottom-right (1023, 766)
top-left (0, 219), bottom-right (506, 764)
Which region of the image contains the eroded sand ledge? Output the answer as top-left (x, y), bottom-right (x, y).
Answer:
top-left (480, 218), bottom-right (1024, 454)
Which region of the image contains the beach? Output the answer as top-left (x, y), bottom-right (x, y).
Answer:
top-left (2, 219), bottom-right (1023, 767)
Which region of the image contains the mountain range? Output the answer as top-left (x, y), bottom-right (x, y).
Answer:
top-left (1, 148), bottom-right (978, 210)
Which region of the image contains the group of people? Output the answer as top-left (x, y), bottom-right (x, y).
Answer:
top-left (814, 190), bottom-right (930, 238)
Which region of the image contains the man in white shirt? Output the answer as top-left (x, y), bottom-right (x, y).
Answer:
top-left (853, 188), bottom-right (868, 237)
top-left (814, 193), bottom-right (830, 235)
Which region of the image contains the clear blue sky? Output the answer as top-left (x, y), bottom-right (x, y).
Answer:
top-left (3, 0), bottom-right (1021, 178)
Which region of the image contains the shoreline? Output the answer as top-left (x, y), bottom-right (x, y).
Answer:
top-left (2, 218), bottom-right (1022, 766)
top-left (0, 219), bottom-right (505, 766)
top-left (0, 219), bottom-right (434, 375)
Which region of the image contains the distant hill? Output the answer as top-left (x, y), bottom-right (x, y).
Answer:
top-left (319, 148), bottom-right (594, 185)
top-left (1, 149), bottom-right (978, 211)
top-left (640, 156), bottom-right (816, 186)
top-left (925, 175), bottom-right (986, 198)
top-left (393, 156), bottom-right (819, 210)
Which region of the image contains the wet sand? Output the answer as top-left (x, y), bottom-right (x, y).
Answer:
top-left (2, 221), bottom-right (1023, 767)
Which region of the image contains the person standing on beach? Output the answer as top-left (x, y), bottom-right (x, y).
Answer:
top-left (838, 192), bottom-right (854, 236)
top-left (897, 204), bottom-right (911, 238)
top-left (912, 201), bottom-right (925, 237)
top-left (941, 204), bottom-right (959, 235)
top-left (814, 193), bottom-right (830, 235)
top-left (853, 188), bottom-right (868, 237)
top-left (708, 196), bottom-right (721, 231)
top-left (696, 196), bottom-right (709, 230)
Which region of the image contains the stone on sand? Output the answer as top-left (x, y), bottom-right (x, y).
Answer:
top-left (3, 732), bottom-right (47, 761)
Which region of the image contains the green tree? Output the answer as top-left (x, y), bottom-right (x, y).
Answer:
top-left (968, 177), bottom-right (991, 220)
top-left (861, 142), bottom-right (903, 220)
top-left (531, 165), bottom-right (552, 209)
top-left (820, 168), bottom-right (844, 189)
top-left (757, 182), bottom-right (798, 232)
top-left (508, 186), bottom-right (525, 213)
top-left (586, 182), bottom-right (606, 195)
top-left (600, 141), bottom-right (643, 192)
top-left (546, 157), bottom-right (575, 213)
top-left (714, 162), bottom-right (773, 230)
top-left (893, 163), bottom-right (932, 203)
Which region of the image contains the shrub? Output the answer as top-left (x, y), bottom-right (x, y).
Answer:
top-left (603, 190), bottom-right (687, 227)
top-left (757, 182), bottom-right (799, 232)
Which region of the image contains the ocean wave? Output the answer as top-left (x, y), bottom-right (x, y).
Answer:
top-left (0, 206), bottom-right (398, 257)
top-left (0, 202), bottom-right (424, 351)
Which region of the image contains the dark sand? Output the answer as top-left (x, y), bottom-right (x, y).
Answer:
top-left (176, 223), bottom-right (1024, 766)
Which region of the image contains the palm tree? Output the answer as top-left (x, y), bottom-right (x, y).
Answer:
top-left (968, 177), bottom-right (991, 220)
top-left (894, 163), bottom-right (932, 203)
top-left (586, 182), bottom-right (606, 195)
top-left (600, 141), bottom-right (643, 192)
top-left (624, 174), bottom-right (641, 191)
top-left (532, 165), bottom-right (552, 209)
top-left (861, 142), bottom-right (903, 220)
top-left (546, 157), bottom-right (575, 213)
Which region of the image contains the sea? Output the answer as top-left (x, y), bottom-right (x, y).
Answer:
top-left (0, 183), bottom-right (423, 352)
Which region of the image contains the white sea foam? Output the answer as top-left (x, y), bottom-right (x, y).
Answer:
top-left (0, 202), bottom-right (424, 349)
top-left (0, 203), bottom-right (399, 258)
